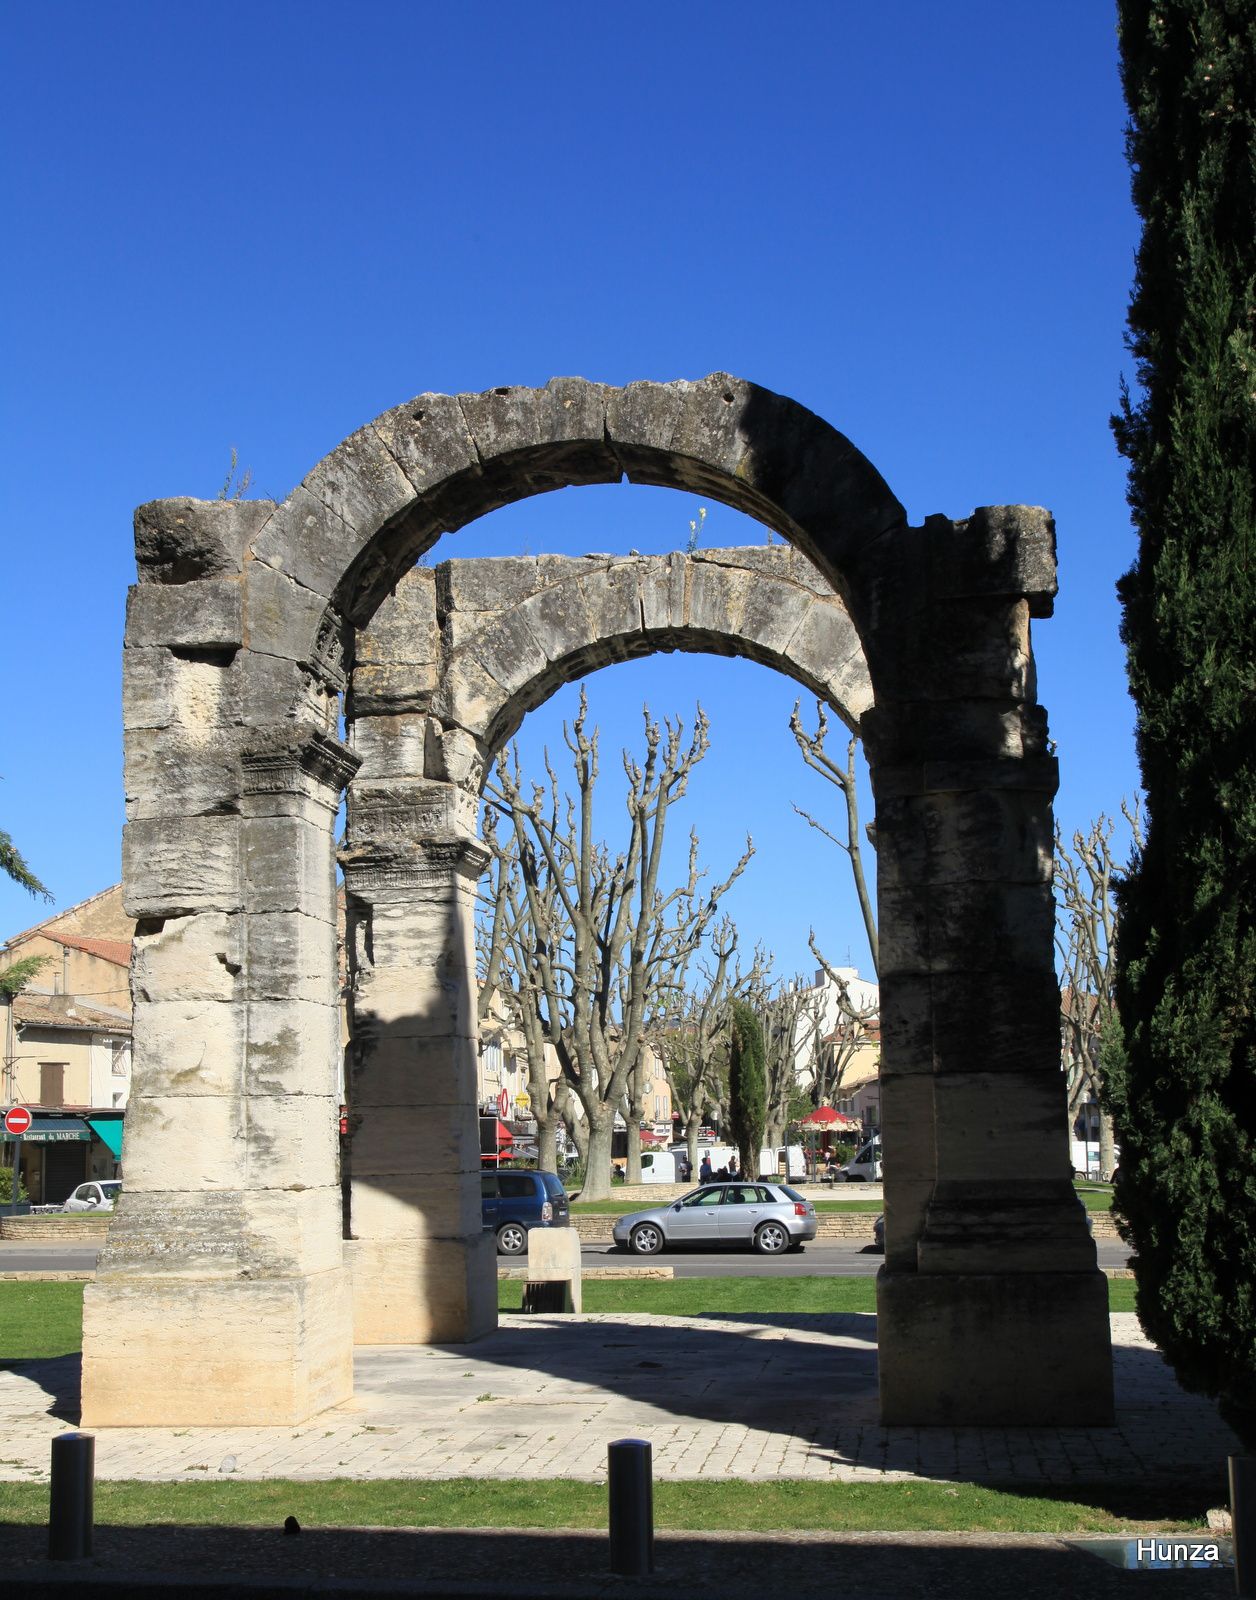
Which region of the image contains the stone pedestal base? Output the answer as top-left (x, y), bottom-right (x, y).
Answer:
top-left (346, 1233), bottom-right (497, 1343)
top-left (876, 1266), bottom-right (1114, 1426)
top-left (527, 1226), bottom-right (583, 1312)
top-left (80, 1266), bottom-right (354, 1427)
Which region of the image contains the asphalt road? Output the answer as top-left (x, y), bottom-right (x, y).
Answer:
top-left (580, 1239), bottom-right (1136, 1277)
top-left (0, 1239), bottom-right (1135, 1278)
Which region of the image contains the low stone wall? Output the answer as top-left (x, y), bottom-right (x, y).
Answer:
top-left (0, 1214), bottom-right (110, 1242)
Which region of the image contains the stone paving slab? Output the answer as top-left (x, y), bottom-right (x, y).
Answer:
top-left (0, 1313), bottom-right (1239, 1485)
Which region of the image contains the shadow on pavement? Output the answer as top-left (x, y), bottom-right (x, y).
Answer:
top-left (0, 1522), bottom-right (1238, 1600)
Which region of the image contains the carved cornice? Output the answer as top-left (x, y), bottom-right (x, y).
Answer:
top-left (243, 729), bottom-right (362, 804)
top-left (340, 838), bottom-right (490, 890)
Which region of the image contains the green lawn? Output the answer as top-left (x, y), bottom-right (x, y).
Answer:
top-left (498, 1275), bottom-right (1137, 1315)
top-left (0, 1475), bottom-right (1218, 1534)
top-left (0, 1282), bottom-right (84, 1360)
top-left (0, 1275), bottom-right (1138, 1367)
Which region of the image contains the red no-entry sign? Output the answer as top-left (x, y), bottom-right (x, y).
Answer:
top-left (4, 1106), bottom-right (32, 1136)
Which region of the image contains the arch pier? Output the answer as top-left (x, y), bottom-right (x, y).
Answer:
top-left (86, 376), bottom-right (1113, 1430)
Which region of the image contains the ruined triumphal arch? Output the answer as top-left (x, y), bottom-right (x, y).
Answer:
top-left (86, 375), bottom-right (1113, 1430)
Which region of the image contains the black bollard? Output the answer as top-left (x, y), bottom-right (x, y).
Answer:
top-left (608, 1437), bottom-right (653, 1575)
top-left (48, 1431), bottom-right (94, 1561)
top-left (1232, 1456), bottom-right (1256, 1598)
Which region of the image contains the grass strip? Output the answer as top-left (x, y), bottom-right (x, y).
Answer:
top-left (0, 1282), bottom-right (84, 1360)
top-left (0, 1275), bottom-right (1137, 1366)
top-left (501, 1275), bottom-right (1138, 1314)
top-left (0, 1476), bottom-right (1220, 1533)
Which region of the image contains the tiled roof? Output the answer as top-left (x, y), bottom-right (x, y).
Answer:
top-left (11, 993), bottom-right (132, 1034)
top-left (48, 933), bottom-right (131, 967)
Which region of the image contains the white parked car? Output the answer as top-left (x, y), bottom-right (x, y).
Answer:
top-left (64, 1180), bottom-right (121, 1212)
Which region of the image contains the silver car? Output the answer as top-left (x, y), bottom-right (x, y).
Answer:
top-left (612, 1182), bottom-right (818, 1256)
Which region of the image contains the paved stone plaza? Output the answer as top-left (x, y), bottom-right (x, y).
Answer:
top-left (0, 1312), bottom-right (1239, 1484)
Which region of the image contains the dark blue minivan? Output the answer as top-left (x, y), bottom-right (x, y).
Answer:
top-left (481, 1170), bottom-right (571, 1255)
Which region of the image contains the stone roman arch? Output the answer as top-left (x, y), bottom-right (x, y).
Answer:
top-left (87, 375), bottom-right (1112, 1431)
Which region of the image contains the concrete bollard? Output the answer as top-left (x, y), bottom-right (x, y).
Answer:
top-left (608, 1437), bottom-right (653, 1575)
top-left (48, 1431), bottom-right (94, 1560)
top-left (1232, 1456), bottom-right (1256, 1597)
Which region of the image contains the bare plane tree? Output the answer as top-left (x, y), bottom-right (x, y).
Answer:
top-left (481, 691), bottom-right (753, 1201)
top-left (650, 920), bottom-right (766, 1178)
top-left (1055, 801), bottom-right (1143, 1182)
top-left (789, 700), bottom-right (878, 977)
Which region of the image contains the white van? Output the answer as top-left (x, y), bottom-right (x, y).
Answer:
top-left (838, 1138), bottom-right (882, 1182)
top-left (758, 1145), bottom-right (807, 1180)
top-left (640, 1150), bottom-right (681, 1183)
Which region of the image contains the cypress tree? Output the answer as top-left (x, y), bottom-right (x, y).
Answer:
top-left (728, 1001), bottom-right (767, 1185)
top-left (1107, 0), bottom-right (1256, 1447)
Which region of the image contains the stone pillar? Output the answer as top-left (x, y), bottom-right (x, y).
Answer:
top-left (868, 508), bottom-right (1114, 1426)
top-left (83, 505), bottom-right (358, 1425)
top-left (340, 720), bottom-right (495, 1344)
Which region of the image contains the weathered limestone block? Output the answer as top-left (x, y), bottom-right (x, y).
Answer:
top-left (244, 998), bottom-right (340, 1097)
top-left (297, 427), bottom-right (417, 552)
top-left (353, 966), bottom-right (477, 1040)
top-left (430, 725), bottom-right (488, 790)
top-left (130, 999), bottom-right (245, 1097)
top-left (243, 910), bottom-right (339, 1004)
top-left (348, 1032), bottom-right (478, 1112)
top-left (877, 1072), bottom-right (936, 1267)
top-left (349, 1148), bottom-right (482, 1233)
top-left (431, 652), bottom-right (506, 736)
top-left (349, 715), bottom-right (434, 781)
top-left (123, 645), bottom-right (243, 733)
top-left (930, 1070), bottom-right (1074, 1184)
top-left (244, 813), bottom-right (337, 921)
top-left (244, 561), bottom-right (334, 665)
top-left (372, 392), bottom-right (480, 503)
top-left (81, 1267), bottom-right (354, 1426)
top-left (350, 1101), bottom-right (481, 1175)
top-left (240, 649), bottom-right (337, 734)
top-left (783, 592), bottom-right (866, 693)
top-left (121, 1093), bottom-right (247, 1190)
top-left (877, 1268), bottom-right (1112, 1426)
top-left (124, 729), bottom-right (244, 820)
top-left (246, 1092), bottom-right (340, 1187)
top-left (511, 580), bottom-right (597, 670)
top-left (458, 377), bottom-right (616, 492)
top-left (122, 815), bottom-right (242, 917)
top-left (126, 580), bottom-right (244, 650)
top-left (459, 607), bottom-right (551, 700)
top-left (874, 789), bottom-right (1054, 890)
top-left (95, 1190), bottom-right (248, 1275)
top-left (346, 1233), bottom-right (496, 1345)
top-left (637, 553), bottom-right (687, 632)
top-left (922, 598), bottom-right (1036, 703)
top-left (736, 578), bottom-right (817, 661)
top-left (349, 661), bottom-right (438, 716)
top-left (917, 1178), bottom-right (1096, 1273)
top-left (528, 1227), bottom-right (583, 1313)
top-left (929, 505), bottom-right (1058, 617)
top-left (437, 555), bottom-right (541, 617)
top-left (577, 562), bottom-right (643, 643)
top-left (688, 559), bottom-right (750, 636)
top-left (131, 911), bottom-right (243, 1004)
top-left (931, 970), bottom-right (1060, 1075)
top-left (242, 1186), bottom-right (346, 1277)
top-left (134, 498), bottom-right (272, 585)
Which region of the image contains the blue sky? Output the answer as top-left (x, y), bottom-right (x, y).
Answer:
top-left (1, 2), bottom-right (1140, 980)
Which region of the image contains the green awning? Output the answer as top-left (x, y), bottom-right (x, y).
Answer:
top-left (87, 1117), bottom-right (124, 1158)
top-left (23, 1116), bottom-right (92, 1143)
